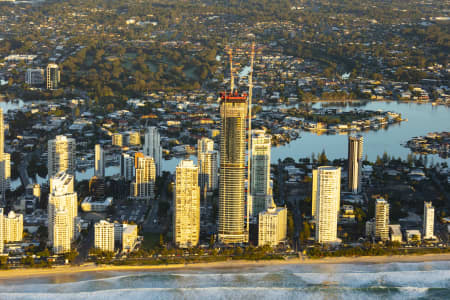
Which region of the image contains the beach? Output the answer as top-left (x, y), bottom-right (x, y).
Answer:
top-left (1, 253), bottom-right (449, 280)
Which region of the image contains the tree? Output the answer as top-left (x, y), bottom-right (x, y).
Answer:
top-left (64, 249), bottom-right (79, 263)
top-left (299, 221), bottom-right (311, 243)
top-left (318, 150), bottom-right (328, 165)
top-left (159, 233), bottom-right (164, 247)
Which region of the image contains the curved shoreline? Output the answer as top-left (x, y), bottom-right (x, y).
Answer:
top-left (1, 253), bottom-right (450, 280)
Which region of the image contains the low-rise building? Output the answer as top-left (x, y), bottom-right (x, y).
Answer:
top-left (406, 229), bottom-right (422, 243)
top-left (258, 199), bottom-right (287, 247)
top-left (389, 224), bottom-right (402, 243)
top-left (81, 196), bottom-right (113, 212)
top-left (122, 224), bottom-right (138, 252)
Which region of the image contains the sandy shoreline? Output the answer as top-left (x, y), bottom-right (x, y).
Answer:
top-left (1, 253), bottom-right (449, 280)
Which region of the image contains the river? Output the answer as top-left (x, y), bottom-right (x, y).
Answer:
top-left (2, 100), bottom-right (449, 182)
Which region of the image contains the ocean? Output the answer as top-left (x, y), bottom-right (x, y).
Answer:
top-left (0, 261), bottom-right (449, 299)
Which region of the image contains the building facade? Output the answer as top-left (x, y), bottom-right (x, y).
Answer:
top-left (348, 135), bottom-right (364, 194)
top-left (25, 68), bottom-right (44, 85)
top-left (0, 109), bottom-right (11, 202)
top-left (375, 198), bottom-right (390, 241)
top-left (143, 126), bottom-right (162, 177)
top-left (94, 220), bottom-right (115, 252)
top-left (122, 224), bottom-right (138, 252)
top-left (197, 137), bottom-right (218, 195)
top-left (423, 201), bottom-right (435, 240)
top-left (4, 211), bottom-right (23, 242)
top-left (0, 208), bottom-right (3, 253)
top-left (131, 154), bottom-right (156, 201)
top-left (250, 130), bottom-right (272, 218)
top-left (314, 166), bottom-right (341, 244)
top-left (48, 172), bottom-right (78, 252)
top-left (52, 209), bottom-right (71, 254)
top-left (218, 92), bottom-right (248, 244)
top-left (258, 199), bottom-right (287, 247)
top-left (112, 133), bottom-right (123, 147)
top-left (120, 153), bottom-right (134, 181)
top-left (94, 144), bottom-right (105, 178)
top-left (48, 135), bottom-right (76, 179)
top-left (46, 63), bottom-right (60, 90)
top-left (173, 160), bottom-right (200, 248)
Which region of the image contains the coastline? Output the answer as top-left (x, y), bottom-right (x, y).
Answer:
top-left (1, 253), bottom-right (450, 280)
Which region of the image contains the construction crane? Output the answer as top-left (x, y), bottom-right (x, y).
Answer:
top-left (246, 42), bottom-right (255, 234)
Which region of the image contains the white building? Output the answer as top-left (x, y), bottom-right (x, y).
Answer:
top-left (48, 135), bottom-right (76, 179)
top-left (120, 153), bottom-right (134, 181)
top-left (258, 198), bottom-right (287, 247)
top-left (53, 208), bottom-right (71, 254)
top-left (197, 138), bottom-right (218, 195)
top-left (173, 160), bottom-right (200, 248)
top-left (48, 172), bottom-right (78, 252)
top-left (4, 211), bottom-right (23, 242)
top-left (94, 144), bottom-right (105, 178)
top-left (314, 166), bottom-right (341, 244)
top-left (375, 198), bottom-right (389, 241)
top-left (94, 220), bottom-right (115, 252)
top-left (46, 63), bottom-right (60, 90)
top-left (250, 130), bottom-right (272, 218)
top-left (122, 224), bottom-right (138, 252)
top-left (143, 126), bottom-right (162, 177)
top-left (423, 201), bottom-right (436, 240)
top-left (131, 154), bottom-right (156, 201)
top-left (25, 68), bottom-right (44, 85)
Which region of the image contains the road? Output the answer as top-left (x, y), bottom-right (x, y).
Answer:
top-left (74, 224), bottom-right (95, 264)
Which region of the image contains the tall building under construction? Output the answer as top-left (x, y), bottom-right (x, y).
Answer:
top-left (218, 91), bottom-right (248, 244)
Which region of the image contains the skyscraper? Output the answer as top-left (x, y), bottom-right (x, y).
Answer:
top-left (314, 166), bottom-right (341, 244)
top-left (131, 154), bottom-right (156, 201)
top-left (348, 135), bottom-right (364, 194)
top-left (46, 63), bottom-right (60, 89)
top-left (375, 198), bottom-right (389, 241)
top-left (120, 153), bottom-right (134, 181)
top-left (94, 144), bottom-right (105, 178)
top-left (95, 220), bottom-right (115, 252)
top-left (218, 91), bottom-right (248, 244)
top-left (173, 160), bottom-right (200, 248)
top-left (48, 172), bottom-right (78, 251)
top-left (48, 135), bottom-right (76, 179)
top-left (143, 126), bottom-right (162, 177)
top-left (258, 198), bottom-right (287, 247)
top-left (423, 201), bottom-right (435, 240)
top-left (311, 169), bottom-right (318, 217)
top-left (53, 209), bottom-right (71, 254)
top-left (0, 208), bottom-right (4, 253)
top-left (0, 109), bottom-right (10, 203)
top-left (250, 130), bottom-right (272, 218)
top-left (197, 137), bottom-right (218, 195)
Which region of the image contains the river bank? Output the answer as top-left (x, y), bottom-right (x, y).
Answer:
top-left (1, 253), bottom-right (450, 280)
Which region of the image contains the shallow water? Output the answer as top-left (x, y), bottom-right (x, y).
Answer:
top-left (1, 261), bottom-right (449, 299)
